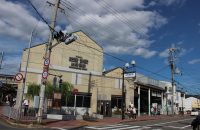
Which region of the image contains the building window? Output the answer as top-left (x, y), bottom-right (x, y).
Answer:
top-left (62, 93), bottom-right (91, 108)
top-left (111, 96), bottom-right (122, 108)
top-left (115, 79), bottom-right (122, 89)
top-left (71, 73), bottom-right (82, 85)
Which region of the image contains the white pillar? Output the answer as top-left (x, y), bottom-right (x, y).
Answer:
top-left (148, 88), bottom-right (151, 116)
top-left (138, 86), bottom-right (140, 117)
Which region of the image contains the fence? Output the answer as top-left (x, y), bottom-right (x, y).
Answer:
top-left (2, 105), bottom-right (38, 121)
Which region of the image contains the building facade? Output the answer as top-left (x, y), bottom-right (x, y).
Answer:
top-left (16, 31), bottom-right (168, 117)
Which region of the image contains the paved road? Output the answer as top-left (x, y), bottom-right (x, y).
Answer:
top-left (0, 116), bottom-right (196, 130)
top-left (85, 116), bottom-right (195, 130)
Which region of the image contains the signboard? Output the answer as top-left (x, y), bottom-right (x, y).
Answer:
top-left (15, 73), bottom-right (23, 81)
top-left (54, 93), bottom-right (61, 99)
top-left (124, 72), bottom-right (136, 78)
top-left (69, 56), bottom-right (88, 70)
top-left (34, 96), bottom-right (39, 108)
top-left (44, 58), bottom-right (50, 66)
top-left (42, 71), bottom-right (48, 79)
top-left (73, 88), bottom-right (78, 95)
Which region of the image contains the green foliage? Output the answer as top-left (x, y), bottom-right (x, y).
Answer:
top-left (61, 82), bottom-right (73, 98)
top-left (27, 83), bottom-right (40, 98)
top-left (27, 81), bottom-right (73, 99)
top-left (45, 82), bottom-right (54, 98)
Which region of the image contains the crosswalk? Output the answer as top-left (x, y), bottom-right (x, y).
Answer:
top-left (85, 124), bottom-right (156, 130)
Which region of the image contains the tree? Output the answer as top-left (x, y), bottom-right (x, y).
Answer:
top-left (27, 83), bottom-right (40, 99)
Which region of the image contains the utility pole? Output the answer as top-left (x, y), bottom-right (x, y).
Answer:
top-left (122, 68), bottom-right (125, 120)
top-left (37, 0), bottom-right (61, 123)
top-left (0, 52), bottom-right (4, 69)
top-left (18, 30), bottom-right (34, 119)
top-left (169, 48), bottom-right (176, 115)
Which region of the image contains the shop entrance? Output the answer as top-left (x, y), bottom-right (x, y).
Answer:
top-left (97, 100), bottom-right (111, 117)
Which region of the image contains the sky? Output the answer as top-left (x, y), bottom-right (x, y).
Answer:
top-left (0, 0), bottom-right (199, 94)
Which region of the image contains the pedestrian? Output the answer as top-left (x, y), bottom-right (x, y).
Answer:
top-left (191, 114), bottom-right (200, 130)
top-left (127, 105), bottom-right (132, 119)
top-left (23, 99), bottom-right (29, 116)
top-left (151, 107), bottom-right (154, 116)
top-left (132, 106), bottom-right (137, 120)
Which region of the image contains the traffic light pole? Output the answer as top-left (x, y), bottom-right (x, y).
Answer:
top-left (37, 0), bottom-right (61, 123)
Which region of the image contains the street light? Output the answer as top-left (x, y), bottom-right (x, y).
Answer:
top-left (122, 60), bottom-right (136, 120)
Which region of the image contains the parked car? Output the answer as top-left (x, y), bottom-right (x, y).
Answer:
top-left (191, 109), bottom-right (199, 116)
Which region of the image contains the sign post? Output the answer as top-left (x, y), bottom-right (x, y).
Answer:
top-left (73, 89), bottom-right (78, 116)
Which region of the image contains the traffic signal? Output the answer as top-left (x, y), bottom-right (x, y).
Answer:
top-left (53, 30), bottom-right (77, 44)
top-left (64, 33), bottom-right (77, 45)
top-left (59, 79), bottom-right (63, 89)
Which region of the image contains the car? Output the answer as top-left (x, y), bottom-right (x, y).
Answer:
top-left (191, 109), bottom-right (199, 116)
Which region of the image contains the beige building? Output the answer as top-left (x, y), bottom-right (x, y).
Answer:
top-left (17, 30), bottom-right (165, 117)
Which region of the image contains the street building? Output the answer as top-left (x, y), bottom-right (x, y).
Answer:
top-left (16, 31), bottom-right (172, 118)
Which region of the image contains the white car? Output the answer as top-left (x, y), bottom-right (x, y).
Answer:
top-left (191, 110), bottom-right (199, 116)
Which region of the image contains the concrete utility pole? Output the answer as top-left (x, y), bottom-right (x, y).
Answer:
top-left (169, 48), bottom-right (176, 115)
top-left (18, 30), bottom-right (34, 119)
top-left (37, 0), bottom-right (61, 123)
top-left (0, 52), bottom-right (4, 69)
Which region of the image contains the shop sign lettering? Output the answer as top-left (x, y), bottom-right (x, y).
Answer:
top-left (69, 56), bottom-right (88, 70)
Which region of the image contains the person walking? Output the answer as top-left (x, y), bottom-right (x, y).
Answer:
top-left (132, 106), bottom-right (137, 120)
top-left (23, 99), bottom-right (29, 116)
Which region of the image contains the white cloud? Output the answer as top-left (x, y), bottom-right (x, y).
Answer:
top-left (148, 0), bottom-right (186, 6)
top-left (0, 0), bottom-right (170, 75)
top-left (0, 0), bottom-right (49, 41)
top-left (188, 59), bottom-right (200, 65)
top-left (63, 0), bottom-right (167, 58)
top-left (159, 49), bottom-right (169, 58)
top-left (133, 48), bottom-right (157, 58)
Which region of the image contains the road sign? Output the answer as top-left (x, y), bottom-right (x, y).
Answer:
top-left (124, 72), bottom-right (136, 78)
top-left (15, 73), bottom-right (23, 81)
top-left (73, 88), bottom-right (78, 95)
top-left (42, 71), bottom-right (48, 79)
top-left (44, 58), bottom-right (50, 66)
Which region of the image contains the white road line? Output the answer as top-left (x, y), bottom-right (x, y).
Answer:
top-left (145, 118), bottom-right (194, 127)
top-left (86, 124), bottom-right (140, 130)
top-left (181, 125), bottom-right (191, 129)
top-left (110, 126), bottom-right (140, 130)
top-left (50, 127), bottom-right (66, 130)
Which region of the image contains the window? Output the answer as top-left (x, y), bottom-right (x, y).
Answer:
top-left (64, 93), bottom-right (91, 108)
top-left (71, 73), bottom-right (82, 85)
top-left (115, 78), bottom-right (122, 89)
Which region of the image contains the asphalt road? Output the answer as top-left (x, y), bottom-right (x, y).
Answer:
top-left (0, 116), bottom-right (196, 130)
top-left (85, 116), bottom-right (196, 130)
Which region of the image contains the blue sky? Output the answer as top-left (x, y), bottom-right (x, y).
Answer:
top-left (0, 0), bottom-right (199, 94)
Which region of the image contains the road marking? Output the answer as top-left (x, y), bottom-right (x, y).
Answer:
top-left (181, 125), bottom-right (191, 129)
top-left (50, 127), bottom-right (66, 130)
top-left (145, 118), bottom-right (194, 127)
top-left (110, 126), bottom-right (140, 130)
top-left (86, 124), bottom-right (139, 130)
